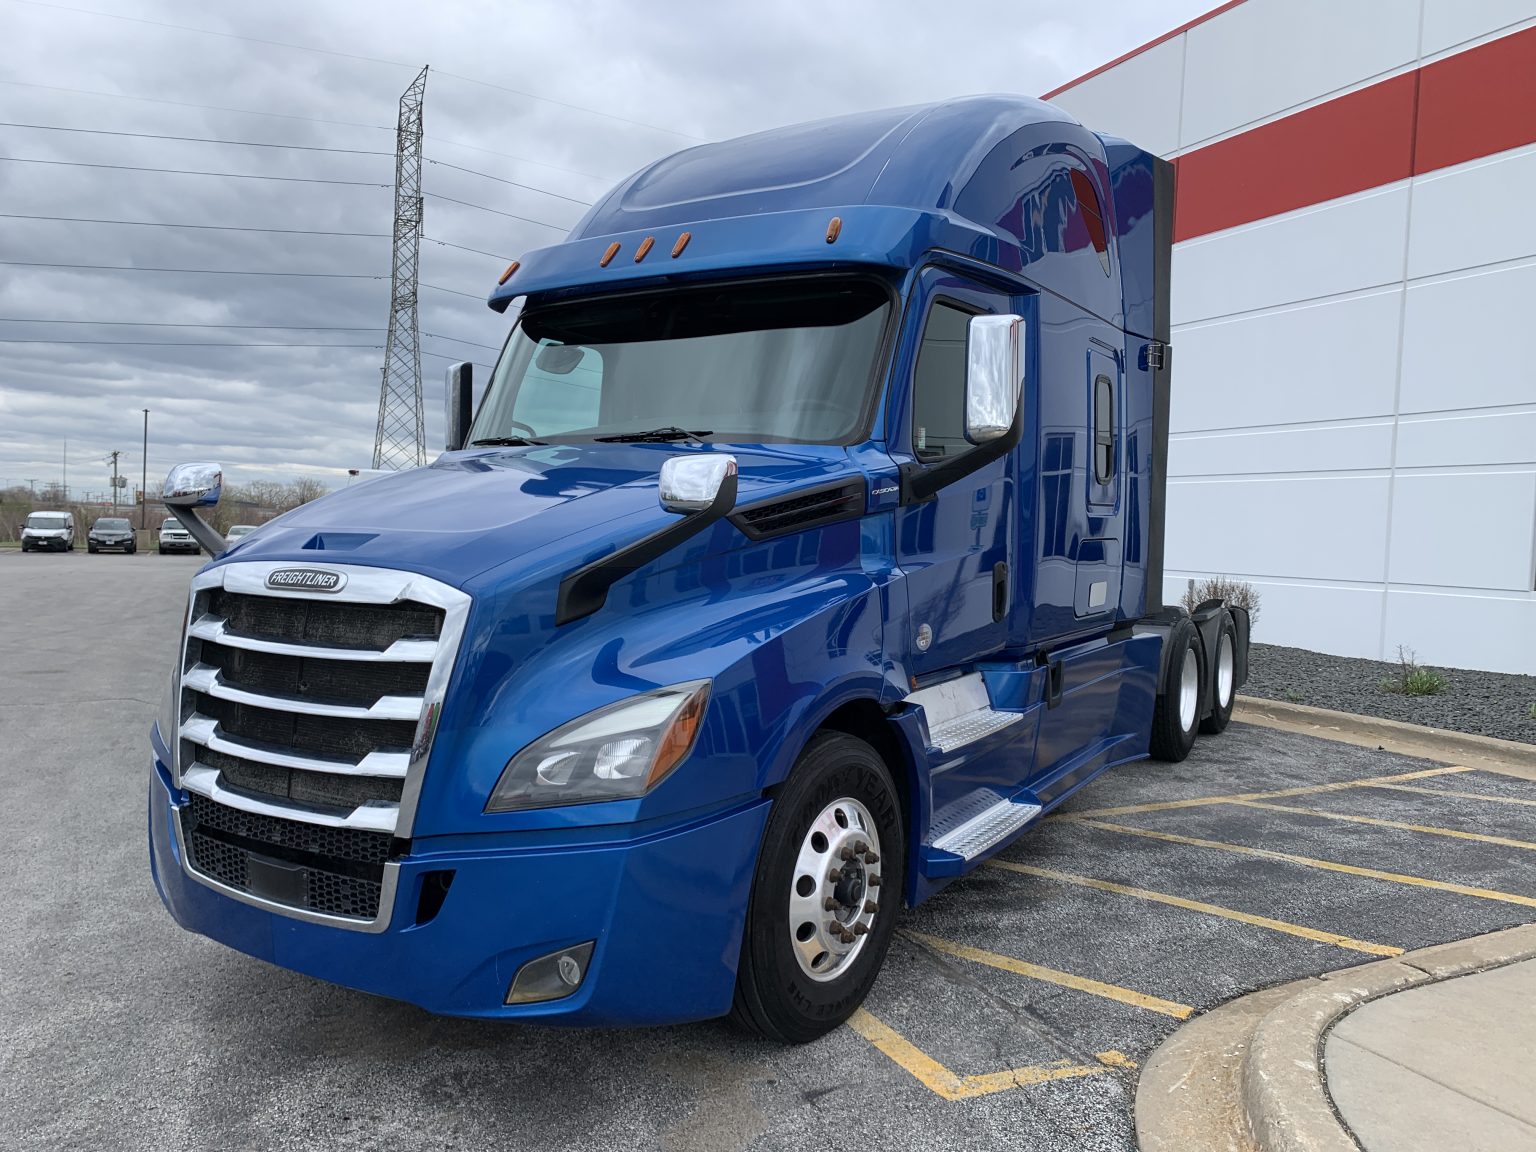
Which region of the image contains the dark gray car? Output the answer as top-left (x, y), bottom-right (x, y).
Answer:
top-left (87, 517), bottom-right (137, 554)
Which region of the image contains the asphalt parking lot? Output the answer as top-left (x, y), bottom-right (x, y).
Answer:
top-left (3, 550), bottom-right (1533, 1152)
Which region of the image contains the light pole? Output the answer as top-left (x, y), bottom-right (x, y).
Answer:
top-left (140, 409), bottom-right (149, 538)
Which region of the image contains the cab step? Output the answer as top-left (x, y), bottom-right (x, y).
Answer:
top-left (923, 795), bottom-right (1042, 877)
top-left (906, 672), bottom-right (1024, 754)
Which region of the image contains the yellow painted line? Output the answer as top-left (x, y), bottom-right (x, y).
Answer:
top-left (1228, 799), bottom-right (1536, 852)
top-left (989, 860), bottom-right (1402, 957)
top-left (1075, 819), bottom-right (1536, 909)
top-left (1370, 782), bottom-right (1536, 810)
top-left (1055, 765), bottom-right (1473, 820)
top-left (846, 1008), bottom-right (1130, 1102)
top-left (905, 931), bottom-right (1194, 1019)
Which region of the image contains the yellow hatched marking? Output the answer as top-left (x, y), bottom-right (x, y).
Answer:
top-left (1054, 765), bottom-right (1473, 820)
top-left (1228, 799), bottom-right (1536, 852)
top-left (1369, 782), bottom-right (1536, 810)
top-left (846, 1008), bottom-right (1132, 1102)
top-left (989, 860), bottom-right (1402, 957)
top-left (1075, 819), bottom-right (1536, 909)
top-left (905, 931), bottom-right (1193, 1019)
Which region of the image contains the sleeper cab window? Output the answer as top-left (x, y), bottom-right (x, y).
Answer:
top-left (911, 301), bottom-right (973, 462)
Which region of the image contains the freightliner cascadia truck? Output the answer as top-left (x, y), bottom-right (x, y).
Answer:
top-left (149, 95), bottom-right (1250, 1043)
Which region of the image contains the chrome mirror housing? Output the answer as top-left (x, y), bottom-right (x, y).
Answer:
top-left (162, 462), bottom-right (223, 506)
top-left (965, 314), bottom-right (1025, 444)
top-left (659, 454), bottom-right (737, 515)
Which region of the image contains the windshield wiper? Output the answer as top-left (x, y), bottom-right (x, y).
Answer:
top-left (470, 435), bottom-right (546, 447)
top-left (592, 426), bottom-right (712, 444)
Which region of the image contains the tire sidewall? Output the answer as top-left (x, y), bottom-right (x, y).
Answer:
top-left (742, 733), bottom-right (903, 1039)
top-left (1200, 616), bottom-right (1237, 734)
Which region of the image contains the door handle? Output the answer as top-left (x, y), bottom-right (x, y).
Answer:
top-left (992, 561), bottom-right (1008, 622)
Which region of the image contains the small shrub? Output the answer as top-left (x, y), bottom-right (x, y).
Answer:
top-left (1380, 646), bottom-right (1447, 697)
top-left (1527, 703), bottom-right (1536, 722)
top-left (1182, 576), bottom-right (1262, 630)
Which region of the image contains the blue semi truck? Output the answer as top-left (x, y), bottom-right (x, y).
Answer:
top-left (149, 95), bottom-right (1249, 1042)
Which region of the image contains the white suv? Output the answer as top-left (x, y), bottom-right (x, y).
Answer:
top-left (158, 516), bottom-right (200, 555)
top-left (20, 511), bottom-right (75, 552)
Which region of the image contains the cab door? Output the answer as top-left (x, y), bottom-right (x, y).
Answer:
top-left (893, 269), bottom-right (1022, 676)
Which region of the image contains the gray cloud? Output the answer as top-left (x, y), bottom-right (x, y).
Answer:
top-left (0, 0), bottom-right (1207, 497)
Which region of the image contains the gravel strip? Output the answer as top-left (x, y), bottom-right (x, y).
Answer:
top-left (1243, 643), bottom-right (1536, 745)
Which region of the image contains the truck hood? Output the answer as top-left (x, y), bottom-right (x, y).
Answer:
top-left (217, 442), bottom-right (862, 589)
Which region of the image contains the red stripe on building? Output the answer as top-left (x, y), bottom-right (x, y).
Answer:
top-left (1415, 23), bottom-right (1536, 173)
top-left (1173, 74), bottom-right (1417, 242)
top-left (1040, 0), bottom-right (1248, 101)
top-left (1172, 24), bottom-right (1536, 242)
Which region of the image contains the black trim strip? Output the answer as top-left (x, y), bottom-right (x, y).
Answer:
top-left (555, 469), bottom-right (738, 625)
top-left (1143, 155), bottom-right (1176, 611)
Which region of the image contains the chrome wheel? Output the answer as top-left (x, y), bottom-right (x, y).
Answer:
top-left (787, 797), bottom-right (883, 982)
top-left (1178, 647), bottom-right (1200, 731)
top-left (1216, 633), bottom-right (1234, 708)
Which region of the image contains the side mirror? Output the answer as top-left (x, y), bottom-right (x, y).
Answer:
top-left (659, 454), bottom-right (737, 515)
top-left (965, 314), bottom-right (1025, 444)
top-left (445, 362), bottom-right (474, 451)
top-left (162, 462), bottom-right (223, 506)
top-left (161, 461), bottom-right (227, 557)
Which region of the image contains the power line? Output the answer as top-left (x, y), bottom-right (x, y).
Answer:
top-left (0, 121), bottom-right (394, 155)
top-left (0, 77), bottom-right (620, 184)
top-left (421, 282), bottom-right (486, 300)
top-left (423, 191), bottom-right (567, 230)
top-left (0, 338), bottom-right (382, 347)
top-left (0, 156), bottom-right (389, 187)
top-left (5, 0), bottom-right (706, 141)
top-left (0, 260), bottom-right (385, 279)
top-left (1, 213), bottom-right (387, 238)
top-left (0, 318), bottom-right (385, 330)
top-left (422, 331), bottom-right (500, 351)
top-left (426, 157), bottom-right (592, 206)
top-left (424, 236), bottom-right (514, 261)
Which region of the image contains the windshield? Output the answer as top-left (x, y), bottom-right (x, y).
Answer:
top-left (26, 513), bottom-right (69, 529)
top-left (471, 277), bottom-right (891, 445)
top-left (94, 518), bottom-right (130, 530)
top-left (162, 518), bottom-right (182, 530)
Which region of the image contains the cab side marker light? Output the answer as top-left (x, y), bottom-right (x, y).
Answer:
top-left (599, 242), bottom-right (621, 267)
top-left (634, 236), bottom-right (655, 262)
top-left (671, 232), bottom-right (692, 258)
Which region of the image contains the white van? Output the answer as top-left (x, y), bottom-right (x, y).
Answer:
top-left (20, 511), bottom-right (75, 552)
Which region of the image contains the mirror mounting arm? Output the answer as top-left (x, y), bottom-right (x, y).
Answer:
top-left (166, 504), bottom-right (229, 558)
top-left (900, 401), bottom-right (1024, 505)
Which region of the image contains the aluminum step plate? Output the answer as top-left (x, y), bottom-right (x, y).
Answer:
top-left (927, 707), bottom-right (1024, 754)
top-left (930, 799), bottom-right (1042, 862)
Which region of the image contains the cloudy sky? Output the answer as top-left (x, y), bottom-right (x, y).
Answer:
top-left (0, 0), bottom-right (1210, 498)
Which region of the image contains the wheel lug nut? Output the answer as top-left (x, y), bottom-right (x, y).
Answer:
top-left (868, 874), bottom-right (881, 887)
top-left (839, 846), bottom-right (856, 861)
top-left (864, 852), bottom-right (880, 864)
top-left (828, 868), bottom-right (842, 882)
top-left (864, 900), bottom-right (877, 913)
top-left (822, 896), bottom-right (840, 911)
top-left (854, 840), bottom-right (868, 854)
top-left (853, 923), bottom-right (870, 936)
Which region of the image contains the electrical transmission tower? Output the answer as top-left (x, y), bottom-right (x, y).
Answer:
top-left (373, 65), bottom-right (429, 470)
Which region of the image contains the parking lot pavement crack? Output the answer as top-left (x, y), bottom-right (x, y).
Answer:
top-left (896, 932), bottom-right (1108, 1068)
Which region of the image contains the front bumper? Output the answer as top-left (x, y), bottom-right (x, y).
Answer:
top-left (90, 538), bottom-right (134, 550)
top-left (148, 751), bottom-right (770, 1024)
top-left (23, 536), bottom-right (69, 550)
top-left (159, 538), bottom-right (199, 552)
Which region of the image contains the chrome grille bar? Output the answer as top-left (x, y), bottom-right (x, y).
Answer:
top-left (182, 663), bottom-right (425, 721)
top-left (187, 615), bottom-right (439, 662)
top-left (179, 714), bottom-right (412, 778)
top-left (181, 764), bottom-right (399, 833)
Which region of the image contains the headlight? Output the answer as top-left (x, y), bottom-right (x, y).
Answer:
top-left (485, 680), bottom-right (710, 812)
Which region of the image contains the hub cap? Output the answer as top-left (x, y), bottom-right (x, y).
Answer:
top-left (788, 797), bottom-right (883, 982)
top-left (1178, 647), bottom-right (1200, 731)
top-left (1217, 633), bottom-right (1234, 707)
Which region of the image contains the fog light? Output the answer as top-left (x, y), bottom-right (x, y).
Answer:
top-left (506, 941), bottom-right (594, 1005)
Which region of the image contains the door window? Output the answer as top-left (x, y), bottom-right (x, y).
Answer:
top-left (1093, 374), bottom-right (1115, 484)
top-left (910, 302), bottom-right (973, 461)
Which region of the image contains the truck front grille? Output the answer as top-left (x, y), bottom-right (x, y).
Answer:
top-left (172, 563), bottom-right (471, 928)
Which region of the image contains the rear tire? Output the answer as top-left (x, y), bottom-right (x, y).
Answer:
top-left (1199, 613), bottom-right (1238, 735)
top-left (731, 731), bottom-right (903, 1043)
top-left (1150, 618), bottom-right (1204, 762)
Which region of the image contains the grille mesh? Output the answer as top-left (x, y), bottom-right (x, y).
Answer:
top-left (186, 793), bottom-right (391, 864)
top-left (199, 640), bottom-right (430, 709)
top-left (732, 480), bottom-right (865, 539)
top-left (207, 588), bottom-right (443, 650)
top-left (192, 692), bottom-right (416, 761)
top-left (206, 747), bottom-right (404, 809)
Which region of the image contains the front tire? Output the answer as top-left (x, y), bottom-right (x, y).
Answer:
top-left (731, 731), bottom-right (904, 1043)
top-left (1150, 618), bottom-right (1204, 762)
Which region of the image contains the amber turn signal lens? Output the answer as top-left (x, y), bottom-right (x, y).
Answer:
top-left (634, 236), bottom-right (655, 262)
top-left (671, 231), bottom-right (692, 258)
top-left (497, 261), bottom-right (520, 285)
top-left (826, 216), bottom-right (842, 244)
top-left (646, 684), bottom-right (709, 787)
top-left (599, 242), bottom-right (621, 267)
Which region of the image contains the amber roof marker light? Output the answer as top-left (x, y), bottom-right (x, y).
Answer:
top-left (599, 242), bottom-right (621, 267)
top-left (826, 216), bottom-right (842, 244)
top-left (671, 232), bottom-right (692, 258)
top-left (634, 236), bottom-right (655, 262)
top-left (497, 261), bottom-right (520, 285)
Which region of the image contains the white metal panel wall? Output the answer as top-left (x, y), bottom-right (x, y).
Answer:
top-left (1051, 0), bottom-right (1536, 672)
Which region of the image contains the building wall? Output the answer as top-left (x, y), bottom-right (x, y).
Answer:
top-left (1048, 0), bottom-right (1536, 673)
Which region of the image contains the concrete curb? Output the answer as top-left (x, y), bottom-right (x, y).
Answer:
top-left (1234, 697), bottom-right (1536, 779)
top-left (1135, 924), bottom-right (1536, 1152)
